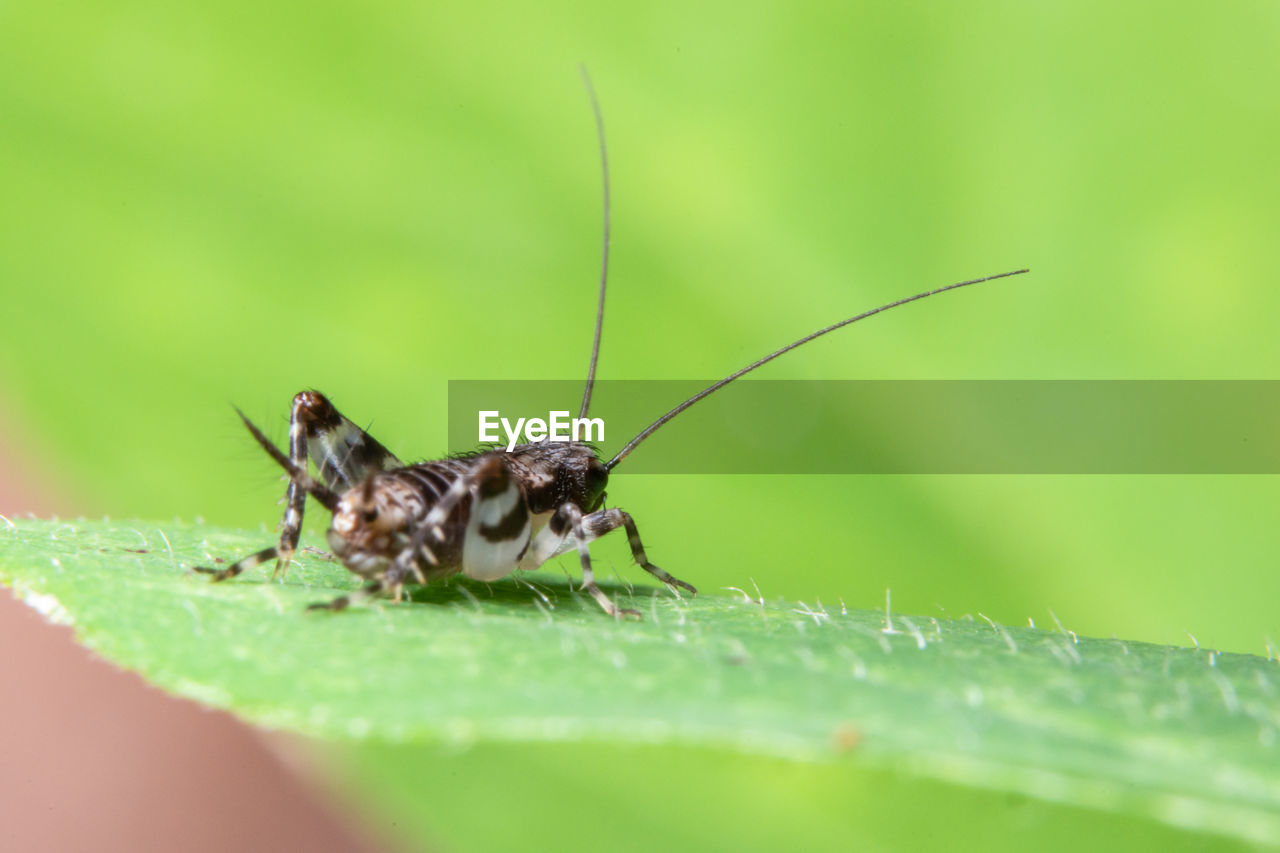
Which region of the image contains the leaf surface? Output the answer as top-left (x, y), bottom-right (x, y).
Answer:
top-left (2, 517), bottom-right (1277, 845)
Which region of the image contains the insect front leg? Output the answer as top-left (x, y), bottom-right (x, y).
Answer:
top-left (522, 506), bottom-right (697, 613)
top-left (598, 508), bottom-right (697, 596)
top-left (549, 503), bottom-right (638, 618)
top-left (532, 503), bottom-right (683, 619)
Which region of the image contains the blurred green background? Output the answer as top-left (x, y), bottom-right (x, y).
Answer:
top-left (2, 1), bottom-right (1277, 849)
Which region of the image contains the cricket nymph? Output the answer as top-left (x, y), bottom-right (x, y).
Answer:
top-left (323, 437), bottom-right (615, 589)
top-left (198, 390), bottom-right (689, 617)
top-left (196, 72), bottom-right (1026, 617)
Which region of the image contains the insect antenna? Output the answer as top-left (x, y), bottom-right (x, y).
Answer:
top-left (577, 64), bottom-right (610, 420)
top-left (605, 268), bottom-right (1030, 470)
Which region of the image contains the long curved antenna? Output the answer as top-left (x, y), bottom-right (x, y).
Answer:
top-left (577, 64), bottom-right (611, 420)
top-left (606, 268), bottom-right (1030, 470)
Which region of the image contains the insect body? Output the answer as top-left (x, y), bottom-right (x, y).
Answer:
top-left (198, 78), bottom-right (1027, 617)
top-left (200, 394), bottom-right (686, 616)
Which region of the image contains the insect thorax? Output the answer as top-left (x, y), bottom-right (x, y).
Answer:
top-left (494, 442), bottom-right (609, 514)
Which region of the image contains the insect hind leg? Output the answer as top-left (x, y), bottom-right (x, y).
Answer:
top-left (195, 393), bottom-right (382, 583)
top-left (272, 391), bottom-right (404, 578)
top-left (291, 391), bottom-right (402, 491)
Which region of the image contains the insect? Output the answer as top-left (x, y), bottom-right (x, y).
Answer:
top-left (197, 74), bottom-right (1028, 618)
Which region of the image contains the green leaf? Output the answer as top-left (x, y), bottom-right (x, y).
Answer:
top-left (2, 516), bottom-right (1277, 847)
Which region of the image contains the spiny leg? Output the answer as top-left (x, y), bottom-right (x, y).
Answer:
top-left (392, 506), bottom-right (442, 587)
top-left (520, 505), bottom-right (697, 606)
top-left (197, 392), bottom-right (398, 583)
top-left (194, 408), bottom-right (338, 581)
top-left (556, 503), bottom-right (640, 619)
top-left (273, 395), bottom-right (311, 577)
top-left (193, 546), bottom-right (277, 582)
top-left (588, 508), bottom-right (697, 596)
top-left (291, 390), bottom-right (402, 491)
top-left (274, 391), bottom-right (404, 578)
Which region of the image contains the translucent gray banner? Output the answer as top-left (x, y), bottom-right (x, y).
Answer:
top-left (446, 381), bottom-right (1280, 474)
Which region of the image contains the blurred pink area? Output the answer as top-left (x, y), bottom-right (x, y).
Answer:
top-left (0, 400), bottom-right (401, 852)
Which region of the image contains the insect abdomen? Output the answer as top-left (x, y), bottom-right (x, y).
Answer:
top-left (390, 460), bottom-right (474, 569)
top-left (386, 456), bottom-right (533, 580)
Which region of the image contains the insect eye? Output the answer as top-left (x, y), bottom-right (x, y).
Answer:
top-left (584, 460), bottom-right (609, 510)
